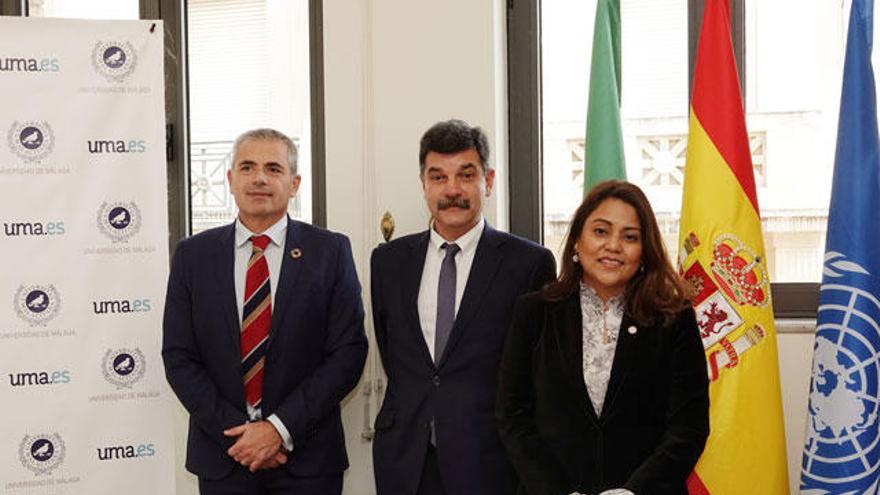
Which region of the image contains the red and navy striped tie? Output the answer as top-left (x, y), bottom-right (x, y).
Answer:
top-left (241, 234), bottom-right (271, 409)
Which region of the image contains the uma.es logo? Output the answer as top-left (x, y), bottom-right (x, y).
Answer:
top-left (87, 139), bottom-right (146, 154)
top-left (92, 298), bottom-right (151, 314)
top-left (96, 442), bottom-right (155, 461)
top-left (19, 433), bottom-right (65, 476)
top-left (9, 370), bottom-right (70, 387)
top-left (0, 56), bottom-right (59, 73)
top-left (3, 221), bottom-right (64, 237)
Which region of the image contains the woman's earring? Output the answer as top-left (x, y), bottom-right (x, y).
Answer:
top-left (572, 252), bottom-right (579, 263)
top-left (639, 264), bottom-right (645, 273)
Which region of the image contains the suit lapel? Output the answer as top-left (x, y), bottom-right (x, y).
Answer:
top-left (552, 296), bottom-right (600, 423)
top-left (217, 223), bottom-right (241, 351)
top-left (601, 314), bottom-right (640, 420)
top-left (268, 218), bottom-right (305, 349)
top-left (405, 232), bottom-right (434, 367)
top-left (437, 225), bottom-right (504, 369)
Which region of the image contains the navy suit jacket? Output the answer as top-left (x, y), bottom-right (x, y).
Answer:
top-left (162, 218), bottom-right (367, 480)
top-left (370, 224), bottom-right (556, 495)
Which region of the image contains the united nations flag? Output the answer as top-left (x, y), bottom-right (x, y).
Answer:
top-left (800, 0), bottom-right (880, 493)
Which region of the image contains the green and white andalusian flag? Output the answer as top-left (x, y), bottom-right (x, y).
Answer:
top-left (584, 0), bottom-right (625, 192)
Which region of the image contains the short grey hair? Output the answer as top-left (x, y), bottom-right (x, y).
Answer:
top-left (232, 128), bottom-right (298, 175)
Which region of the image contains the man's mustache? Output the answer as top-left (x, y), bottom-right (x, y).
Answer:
top-left (437, 197), bottom-right (470, 210)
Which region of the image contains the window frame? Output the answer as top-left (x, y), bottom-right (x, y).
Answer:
top-left (1, 0), bottom-right (24, 15)
top-left (507, 0), bottom-right (819, 318)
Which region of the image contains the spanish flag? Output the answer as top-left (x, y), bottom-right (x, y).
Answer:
top-left (678, 1), bottom-right (788, 493)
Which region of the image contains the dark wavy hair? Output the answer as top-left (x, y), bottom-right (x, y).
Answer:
top-left (543, 180), bottom-right (691, 325)
top-left (418, 119), bottom-right (490, 174)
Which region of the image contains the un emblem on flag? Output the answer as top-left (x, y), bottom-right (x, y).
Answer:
top-left (802, 254), bottom-right (880, 494)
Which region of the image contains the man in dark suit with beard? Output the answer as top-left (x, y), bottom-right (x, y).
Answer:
top-left (371, 119), bottom-right (556, 495)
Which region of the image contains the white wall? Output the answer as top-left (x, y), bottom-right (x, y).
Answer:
top-left (777, 325), bottom-right (816, 495)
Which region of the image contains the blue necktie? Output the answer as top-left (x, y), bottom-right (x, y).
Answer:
top-left (434, 242), bottom-right (460, 364)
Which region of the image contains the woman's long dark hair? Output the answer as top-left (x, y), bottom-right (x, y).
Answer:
top-left (543, 180), bottom-right (690, 325)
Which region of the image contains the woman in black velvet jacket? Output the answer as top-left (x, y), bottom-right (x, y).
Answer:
top-left (496, 181), bottom-right (709, 495)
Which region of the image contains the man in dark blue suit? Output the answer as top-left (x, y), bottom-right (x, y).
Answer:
top-left (163, 128), bottom-right (367, 494)
top-left (370, 119), bottom-right (556, 495)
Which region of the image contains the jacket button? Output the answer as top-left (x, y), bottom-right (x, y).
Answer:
top-left (432, 375), bottom-right (440, 386)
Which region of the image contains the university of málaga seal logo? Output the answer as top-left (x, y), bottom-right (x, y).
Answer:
top-left (14, 285), bottom-right (61, 327)
top-left (96, 201), bottom-right (141, 242)
top-left (7, 121), bottom-right (55, 163)
top-left (102, 348), bottom-right (146, 389)
top-left (801, 253), bottom-right (880, 494)
top-left (91, 41), bottom-right (137, 82)
top-left (19, 433), bottom-right (65, 476)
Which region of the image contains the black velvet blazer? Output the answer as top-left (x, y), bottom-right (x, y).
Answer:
top-left (496, 291), bottom-right (709, 495)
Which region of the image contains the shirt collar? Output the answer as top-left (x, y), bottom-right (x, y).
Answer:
top-left (579, 281), bottom-right (625, 311)
top-left (429, 217), bottom-right (485, 254)
top-left (235, 216), bottom-right (287, 249)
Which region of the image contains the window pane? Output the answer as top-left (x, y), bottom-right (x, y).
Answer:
top-left (187, 0), bottom-right (312, 234)
top-left (743, 0), bottom-right (847, 283)
top-left (27, 0), bottom-right (138, 19)
top-left (542, 0), bottom-right (688, 264)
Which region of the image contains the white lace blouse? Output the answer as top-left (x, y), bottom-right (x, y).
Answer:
top-left (579, 282), bottom-right (625, 416)
top-left (575, 283), bottom-right (635, 495)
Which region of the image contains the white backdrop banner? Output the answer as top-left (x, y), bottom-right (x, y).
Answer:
top-left (0, 16), bottom-right (173, 493)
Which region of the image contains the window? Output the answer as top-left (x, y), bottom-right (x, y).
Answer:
top-left (6, 0), bottom-right (327, 241)
top-left (26, 0), bottom-right (138, 19)
top-left (187, 0), bottom-right (314, 234)
top-left (541, 0), bottom-right (688, 264)
top-left (741, 0), bottom-right (847, 283)
top-left (509, 0), bottom-right (861, 316)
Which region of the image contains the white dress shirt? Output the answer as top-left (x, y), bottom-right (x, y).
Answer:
top-left (234, 216), bottom-right (294, 451)
top-left (417, 218), bottom-right (485, 361)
